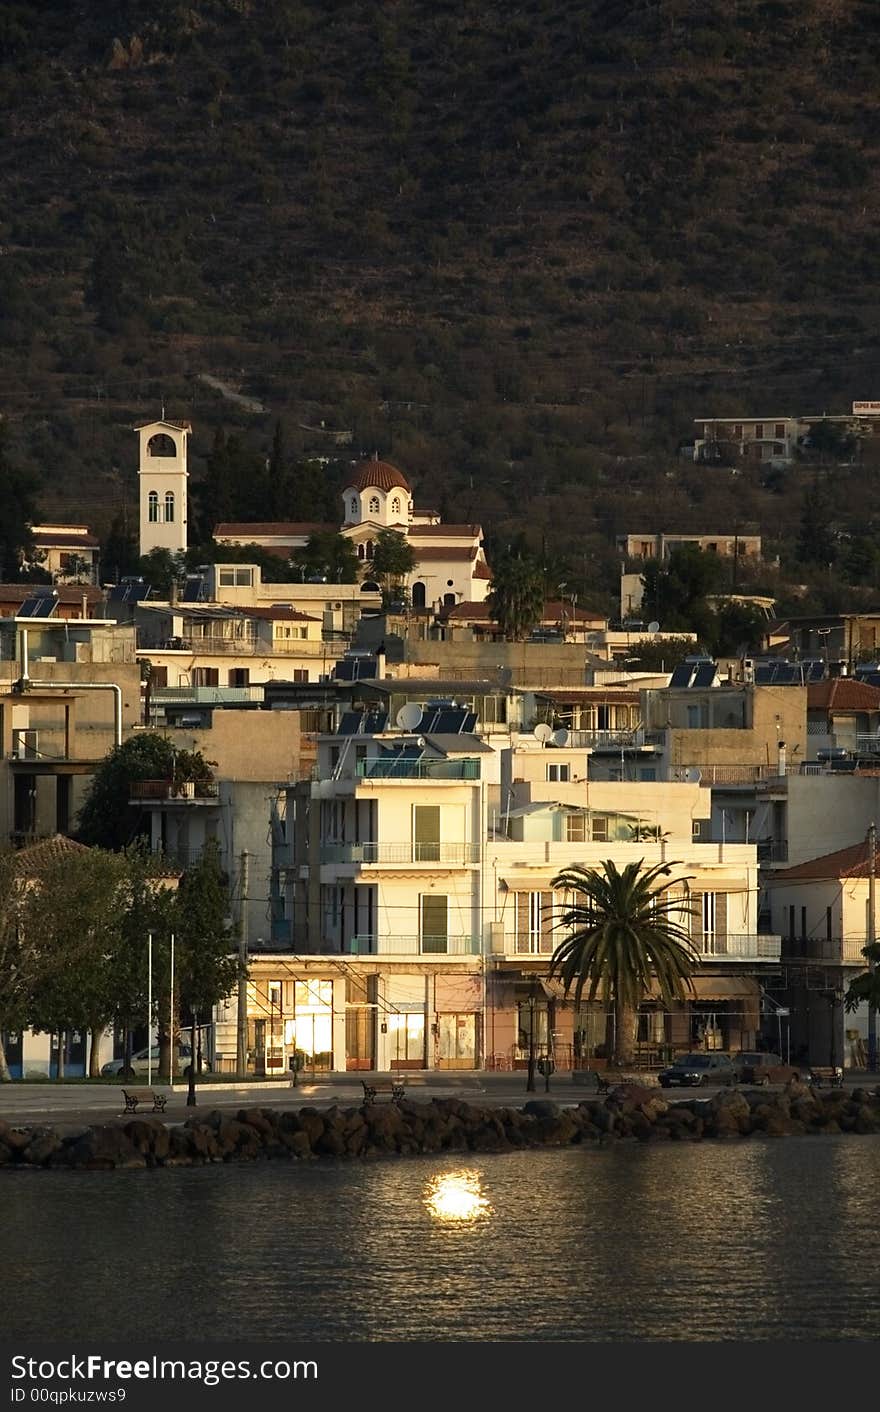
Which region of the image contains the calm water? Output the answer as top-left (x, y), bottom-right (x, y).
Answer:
top-left (4, 1138), bottom-right (880, 1341)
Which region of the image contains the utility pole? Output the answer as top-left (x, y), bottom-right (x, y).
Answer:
top-left (868, 823), bottom-right (877, 1072)
top-left (236, 850), bottom-right (250, 1078)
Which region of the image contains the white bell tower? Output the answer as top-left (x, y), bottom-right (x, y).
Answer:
top-left (135, 420), bottom-right (190, 556)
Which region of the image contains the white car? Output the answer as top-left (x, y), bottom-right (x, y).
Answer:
top-left (101, 1043), bottom-right (208, 1077)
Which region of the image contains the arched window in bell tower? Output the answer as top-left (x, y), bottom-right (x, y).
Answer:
top-left (391, 496), bottom-right (401, 517)
top-left (369, 496), bottom-right (380, 516)
top-left (148, 491), bottom-right (160, 523)
top-left (350, 497), bottom-right (357, 517)
top-left (165, 491), bottom-right (175, 523)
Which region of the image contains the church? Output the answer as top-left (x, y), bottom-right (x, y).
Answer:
top-left (136, 423), bottom-right (491, 611)
top-left (216, 454), bottom-right (490, 612)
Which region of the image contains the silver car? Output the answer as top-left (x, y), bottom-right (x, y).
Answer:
top-left (101, 1043), bottom-right (206, 1076)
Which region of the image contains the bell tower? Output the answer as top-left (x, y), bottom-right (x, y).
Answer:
top-left (135, 420), bottom-right (190, 557)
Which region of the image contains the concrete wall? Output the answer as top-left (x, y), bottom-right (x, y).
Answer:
top-left (163, 710), bottom-right (305, 784)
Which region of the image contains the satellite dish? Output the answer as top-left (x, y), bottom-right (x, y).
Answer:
top-left (551, 728), bottom-right (570, 748)
top-left (533, 723), bottom-right (553, 746)
top-left (647, 620), bottom-right (660, 634)
top-left (396, 703), bottom-right (423, 731)
top-left (416, 735), bottom-right (426, 748)
top-left (685, 767), bottom-right (702, 784)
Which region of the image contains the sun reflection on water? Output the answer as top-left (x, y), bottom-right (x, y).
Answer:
top-left (425, 1170), bottom-right (492, 1223)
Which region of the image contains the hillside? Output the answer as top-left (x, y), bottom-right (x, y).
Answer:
top-left (2, 0), bottom-right (880, 604)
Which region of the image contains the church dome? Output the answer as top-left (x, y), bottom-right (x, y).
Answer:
top-left (346, 458), bottom-right (411, 494)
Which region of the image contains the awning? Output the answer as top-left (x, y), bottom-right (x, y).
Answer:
top-left (500, 873), bottom-right (555, 891)
top-left (688, 976), bottom-right (758, 1001)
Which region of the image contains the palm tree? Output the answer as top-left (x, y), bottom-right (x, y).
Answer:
top-left (549, 859), bottom-right (700, 1067)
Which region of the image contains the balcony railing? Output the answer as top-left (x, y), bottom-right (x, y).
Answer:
top-left (783, 937), bottom-right (870, 965)
top-left (130, 779), bottom-right (219, 800)
top-left (321, 841), bottom-right (481, 865)
top-left (698, 934), bottom-right (782, 961)
top-left (757, 841), bottom-right (789, 863)
top-left (356, 756), bottom-right (481, 780)
top-left (345, 934), bottom-right (481, 956)
top-left (149, 686), bottom-right (265, 705)
top-left (565, 729), bottom-right (647, 750)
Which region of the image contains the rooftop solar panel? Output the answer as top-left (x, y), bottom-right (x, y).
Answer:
top-left (669, 663), bottom-right (695, 688)
top-left (18, 592), bottom-right (59, 618)
top-left (182, 576), bottom-right (208, 603)
top-left (692, 662), bottom-right (717, 688)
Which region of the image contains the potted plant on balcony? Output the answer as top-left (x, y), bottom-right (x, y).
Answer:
top-left (170, 749), bottom-right (216, 799)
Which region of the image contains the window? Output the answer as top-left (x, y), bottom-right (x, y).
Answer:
top-left (291, 669), bottom-right (308, 682)
top-left (692, 820), bottom-right (701, 838)
top-left (420, 894), bottom-right (448, 953)
top-left (826, 907), bottom-right (833, 944)
top-left (229, 668), bottom-right (250, 687)
top-left (801, 907), bottom-right (807, 943)
top-left (566, 814), bottom-right (587, 843)
top-left (413, 805), bottom-right (441, 862)
top-left (164, 491), bottom-right (175, 523)
top-left (148, 491), bottom-right (160, 522)
top-left (591, 817), bottom-right (609, 842)
top-left (350, 497), bottom-right (357, 516)
top-left (640, 542), bottom-right (651, 557)
top-left (546, 763), bottom-right (570, 782)
top-left (775, 423), bottom-right (785, 438)
top-left (218, 567), bottom-right (253, 587)
top-left (391, 497), bottom-right (401, 516)
top-left (369, 496), bottom-right (380, 515)
top-left (734, 424), bottom-right (742, 437)
top-left (192, 667), bottom-right (219, 687)
top-left (754, 423), bottom-right (764, 439)
top-left (515, 892), bottom-right (554, 954)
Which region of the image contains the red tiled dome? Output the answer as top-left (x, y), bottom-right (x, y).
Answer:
top-left (345, 459), bottom-right (411, 494)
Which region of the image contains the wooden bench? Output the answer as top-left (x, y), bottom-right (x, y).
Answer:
top-left (122, 1088), bottom-right (168, 1114)
top-left (809, 1066), bottom-right (844, 1089)
top-left (361, 1078), bottom-right (406, 1106)
top-left (593, 1072), bottom-right (610, 1095)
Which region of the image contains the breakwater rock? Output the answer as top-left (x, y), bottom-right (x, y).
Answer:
top-left (1, 1082), bottom-right (879, 1171)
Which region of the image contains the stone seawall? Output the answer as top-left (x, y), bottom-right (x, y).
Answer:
top-left (1, 1082), bottom-right (879, 1172)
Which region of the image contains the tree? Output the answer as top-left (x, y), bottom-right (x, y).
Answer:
top-left (294, 531), bottom-right (359, 583)
top-left (173, 842), bottom-right (241, 1097)
top-left (710, 599), bottom-right (768, 657)
top-left (844, 941), bottom-right (880, 1026)
top-left (0, 421), bottom-right (38, 581)
top-left (486, 548), bottom-right (544, 640)
top-left (101, 516), bottom-right (139, 585)
top-left (110, 846), bottom-right (177, 1079)
top-left (371, 528), bottom-right (415, 603)
top-left (136, 547), bottom-right (186, 597)
top-left (548, 860), bottom-right (700, 1066)
top-left (805, 420), bottom-right (857, 462)
top-left (23, 849), bottom-right (128, 1078)
top-left (78, 736), bottom-right (214, 853)
top-left (640, 544), bottom-right (724, 637)
top-left (0, 852), bottom-right (31, 1081)
top-left (796, 481), bottom-right (837, 567)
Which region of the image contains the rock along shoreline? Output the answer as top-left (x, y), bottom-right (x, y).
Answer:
top-left (2, 1081), bottom-right (880, 1172)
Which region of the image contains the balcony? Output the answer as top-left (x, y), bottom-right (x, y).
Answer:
top-left (320, 841), bottom-right (480, 866)
top-left (345, 934), bottom-right (481, 956)
top-left (356, 756), bottom-right (481, 781)
top-left (149, 685), bottom-right (265, 706)
top-left (783, 937), bottom-right (870, 966)
top-left (757, 840), bottom-right (789, 863)
top-left (130, 779), bottom-right (219, 801)
top-left (565, 729), bottom-right (648, 750)
top-left (697, 934), bottom-right (782, 962)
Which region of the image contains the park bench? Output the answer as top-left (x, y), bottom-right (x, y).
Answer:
top-left (361, 1078), bottom-right (406, 1106)
top-left (809, 1066), bottom-right (844, 1089)
top-left (122, 1088), bottom-right (168, 1115)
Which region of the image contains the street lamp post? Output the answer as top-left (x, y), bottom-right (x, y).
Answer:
top-left (187, 1009), bottom-right (198, 1107)
top-left (526, 975), bottom-right (537, 1093)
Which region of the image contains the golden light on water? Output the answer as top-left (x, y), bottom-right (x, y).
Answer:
top-left (425, 1171), bottom-right (492, 1223)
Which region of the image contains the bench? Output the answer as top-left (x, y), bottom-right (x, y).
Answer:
top-left (809, 1066), bottom-right (844, 1089)
top-left (593, 1072), bottom-right (610, 1095)
top-left (361, 1078), bottom-right (406, 1106)
top-left (122, 1088), bottom-right (168, 1114)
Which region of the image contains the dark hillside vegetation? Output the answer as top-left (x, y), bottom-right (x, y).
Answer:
top-left (2, 0), bottom-right (880, 606)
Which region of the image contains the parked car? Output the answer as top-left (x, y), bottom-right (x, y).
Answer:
top-left (658, 1053), bottom-right (737, 1088)
top-left (101, 1043), bottom-right (209, 1077)
top-left (731, 1051), bottom-right (801, 1085)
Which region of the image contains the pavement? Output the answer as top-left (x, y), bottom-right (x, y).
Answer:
top-left (0, 1070), bottom-right (876, 1128)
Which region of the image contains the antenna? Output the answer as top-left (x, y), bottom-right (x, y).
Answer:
top-left (396, 703), bottom-right (423, 731)
top-left (533, 723), bottom-right (553, 746)
top-left (551, 728), bottom-right (570, 748)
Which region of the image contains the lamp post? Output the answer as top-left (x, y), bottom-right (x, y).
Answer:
top-left (526, 974), bottom-right (537, 1093)
top-left (187, 1009), bottom-right (198, 1107)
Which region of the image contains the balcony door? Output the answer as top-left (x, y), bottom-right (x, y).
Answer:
top-left (420, 893), bottom-right (448, 953)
